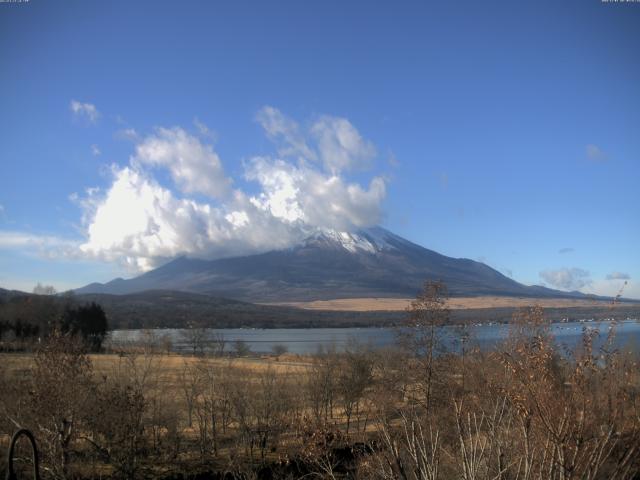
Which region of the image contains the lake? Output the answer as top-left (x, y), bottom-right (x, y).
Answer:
top-left (110, 318), bottom-right (640, 355)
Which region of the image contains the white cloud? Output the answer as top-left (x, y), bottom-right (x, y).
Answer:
top-left (0, 231), bottom-right (78, 261)
top-left (539, 267), bottom-right (592, 290)
top-left (246, 157), bottom-right (386, 231)
top-left (0, 231), bottom-right (67, 249)
top-left (256, 106), bottom-right (377, 174)
top-left (133, 127), bottom-right (231, 198)
top-left (606, 271), bottom-right (630, 280)
top-left (586, 144), bottom-right (608, 162)
top-left (70, 100), bottom-right (100, 123)
top-left (115, 128), bottom-right (140, 141)
top-left (78, 166), bottom-right (307, 271)
top-left (193, 118), bottom-right (217, 140)
top-left (91, 144), bottom-right (101, 156)
top-left (245, 158), bottom-right (305, 223)
top-left (311, 115), bottom-right (376, 173)
top-left (72, 108), bottom-right (387, 272)
top-left (581, 278), bottom-right (638, 300)
top-left (255, 106), bottom-right (316, 160)
top-left (80, 166), bottom-right (216, 271)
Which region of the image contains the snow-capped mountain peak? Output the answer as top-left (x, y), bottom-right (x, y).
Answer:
top-left (305, 226), bottom-right (398, 254)
top-left (74, 224), bottom-right (590, 302)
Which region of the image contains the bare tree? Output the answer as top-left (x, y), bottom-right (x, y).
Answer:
top-left (193, 358), bottom-right (229, 457)
top-left (400, 281), bottom-right (450, 413)
top-left (272, 343), bottom-right (288, 357)
top-left (337, 341), bottom-right (374, 435)
top-left (159, 332), bottom-right (173, 355)
top-left (180, 360), bottom-right (202, 428)
top-left (233, 339), bottom-right (251, 357)
top-left (180, 325), bottom-right (210, 356)
top-left (375, 409), bottom-right (441, 480)
top-left (86, 378), bottom-right (146, 479)
top-left (26, 331), bottom-right (94, 479)
top-left (307, 344), bottom-right (339, 427)
top-left (211, 332), bottom-right (226, 357)
top-left (33, 282), bottom-right (57, 295)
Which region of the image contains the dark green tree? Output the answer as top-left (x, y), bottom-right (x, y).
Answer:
top-left (60, 302), bottom-right (109, 351)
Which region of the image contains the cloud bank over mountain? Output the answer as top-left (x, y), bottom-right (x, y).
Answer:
top-left (606, 272), bottom-right (630, 281)
top-left (77, 107), bottom-right (387, 272)
top-left (539, 267), bottom-right (592, 291)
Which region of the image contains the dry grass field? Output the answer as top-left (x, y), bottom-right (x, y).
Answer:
top-left (0, 349), bottom-right (320, 478)
top-left (266, 295), bottom-right (620, 311)
top-left (0, 351), bottom-right (312, 382)
top-left (2, 302), bottom-right (640, 479)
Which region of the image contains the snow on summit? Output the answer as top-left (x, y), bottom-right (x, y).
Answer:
top-left (305, 227), bottom-right (398, 254)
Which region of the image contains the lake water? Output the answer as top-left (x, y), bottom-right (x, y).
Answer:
top-left (110, 318), bottom-right (640, 355)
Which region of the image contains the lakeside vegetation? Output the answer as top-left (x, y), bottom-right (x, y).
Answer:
top-left (1, 283), bottom-right (639, 479)
top-left (2, 288), bottom-right (638, 334)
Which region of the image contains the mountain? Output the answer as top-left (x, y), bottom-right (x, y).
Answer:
top-left (0, 287), bottom-right (30, 303)
top-left (75, 226), bottom-right (593, 302)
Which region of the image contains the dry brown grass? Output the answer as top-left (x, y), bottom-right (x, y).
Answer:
top-left (2, 304), bottom-right (639, 480)
top-left (264, 295), bottom-right (619, 311)
top-left (1, 352), bottom-right (311, 384)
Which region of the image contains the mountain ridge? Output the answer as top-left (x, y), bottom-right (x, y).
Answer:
top-left (74, 226), bottom-right (604, 302)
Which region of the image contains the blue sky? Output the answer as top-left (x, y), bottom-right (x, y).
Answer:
top-left (0, 0), bottom-right (638, 298)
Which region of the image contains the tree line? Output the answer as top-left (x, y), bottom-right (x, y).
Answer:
top-left (0, 291), bottom-right (108, 351)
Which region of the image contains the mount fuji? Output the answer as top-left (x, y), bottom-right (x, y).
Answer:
top-left (75, 226), bottom-right (587, 302)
